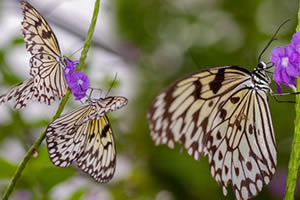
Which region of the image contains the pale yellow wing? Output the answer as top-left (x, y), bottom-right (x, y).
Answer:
top-left (76, 117), bottom-right (116, 183)
top-left (0, 78), bottom-right (38, 108)
top-left (147, 66), bottom-right (276, 200)
top-left (21, 1), bottom-right (67, 101)
top-left (46, 105), bottom-right (94, 167)
top-left (46, 96), bottom-right (128, 182)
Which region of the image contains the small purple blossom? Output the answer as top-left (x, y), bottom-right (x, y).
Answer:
top-left (64, 58), bottom-right (79, 84)
top-left (68, 72), bottom-right (90, 100)
top-left (291, 32), bottom-right (300, 54)
top-left (270, 32), bottom-right (300, 94)
top-left (63, 58), bottom-right (90, 100)
top-left (271, 46), bottom-right (297, 94)
top-left (13, 190), bottom-right (32, 200)
top-left (268, 168), bottom-right (300, 198)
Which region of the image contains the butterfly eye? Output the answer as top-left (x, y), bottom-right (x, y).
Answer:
top-left (257, 61), bottom-right (267, 69)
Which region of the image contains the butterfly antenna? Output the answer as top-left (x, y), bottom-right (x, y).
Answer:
top-left (70, 46), bottom-right (84, 57)
top-left (87, 87), bottom-right (104, 101)
top-left (258, 19), bottom-right (290, 62)
top-left (105, 72), bottom-right (118, 98)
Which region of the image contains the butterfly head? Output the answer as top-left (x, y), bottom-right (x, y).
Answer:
top-left (257, 61), bottom-right (267, 70)
top-left (252, 61), bottom-right (271, 91)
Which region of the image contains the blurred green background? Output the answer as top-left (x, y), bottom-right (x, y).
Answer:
top-left (0, 0), bottom-right (299, 199)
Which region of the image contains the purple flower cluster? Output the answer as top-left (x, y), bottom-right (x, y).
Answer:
top-left (64, 58), bottom-right (90, 100)
top-left (271, 32), bottom-right (300, 94)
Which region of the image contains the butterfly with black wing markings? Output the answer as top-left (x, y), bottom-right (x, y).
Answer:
top-left (147, 61), bottom-right (276, 200)
top-left (0, 1), bottom-right (67, 108)
top-left (46, 95), bottom-right (128, 183)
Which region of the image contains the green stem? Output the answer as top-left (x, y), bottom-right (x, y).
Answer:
top-left (284, 2), bottom-right (300, 199)
top-left (76, 0), bottom-right (100, 72)
top-left (2, 90), bottom-right (71, 200)
top-left (1, 0), bottom-right (101, 199)
top-left (285, 79), bottom-right (300, 200)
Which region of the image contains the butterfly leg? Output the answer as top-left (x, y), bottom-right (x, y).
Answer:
top-left (270, 92), bottom-right (300, 103)
top-left (272, 95), bottom-right (295, 103)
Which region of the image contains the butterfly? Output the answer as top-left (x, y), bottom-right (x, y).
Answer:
top-left (46, 95), bottom-right (128, 182)
top-left (147, 61), bottom-right (277, 200)
top-left (0, 1), bottom-right (67, 108)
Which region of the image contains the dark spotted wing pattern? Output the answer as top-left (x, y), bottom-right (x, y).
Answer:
top-left (147, 65), bottom-right (276, 200)
top-left (0, 79), bottom-right (37, 108)
top-left (0, 1), bottom-right (67, 108)
top-left (46, 96), bottom-right (128, 183)
top-left (21, 0), bottom-right (67, 100)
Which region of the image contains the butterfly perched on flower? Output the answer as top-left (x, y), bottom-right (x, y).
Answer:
top-left (147, 61), bottom-right (276, 200)
top-left (46, 94), bottom-right (128, 182)
top-left (0, 1), bottom-right (68, 108)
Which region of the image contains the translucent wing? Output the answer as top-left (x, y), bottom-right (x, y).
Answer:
top-left (207, 86), bottom-right (276, 199)
top-left (0, 78), bottom-right (38, 108)
top-left (76, 117), bottom-right (116, 183)
top-left (46, 96), bottom-right (127, 182)
top-left (21, 1), bottom-right (67, 101)
top-left (147, 66), bottom-right (276, 200)
top-left (46, 105), bottom-right (95, 167)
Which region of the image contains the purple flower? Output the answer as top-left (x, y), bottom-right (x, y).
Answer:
top-left (64, 58), bottom-right (79, 84)
top-left (291, 32), bottom-right (300, 54)
top-left (271, 45), bottom-right (298, 94)
top-left (268, 168), bottom-right (300, 198)
top-left (268, 169), bottom-right (287, 198)
top-left (68, 72), bottom-right (90, 100)
top-left (63, 58), bottom-right (90, 100)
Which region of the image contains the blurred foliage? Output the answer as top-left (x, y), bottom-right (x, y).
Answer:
top-left (0, 0), bottom-right (299, 200)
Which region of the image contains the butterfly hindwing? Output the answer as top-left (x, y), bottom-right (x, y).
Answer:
top-left (147, 66), bottom-right (276, 200)
top-left (0, 79), bottom-right (37, 109)
top-left (76, 117), bottom-right (116, 183)
top-left (207, 86), bottom-right (276, 199)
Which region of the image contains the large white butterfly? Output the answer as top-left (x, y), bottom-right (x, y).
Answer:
top-left (46, 95), bottom-right (128, 182)
top-left (147, 61), bottom-right (276, 200)
top-left (0, 1), bottom-right (67, 108)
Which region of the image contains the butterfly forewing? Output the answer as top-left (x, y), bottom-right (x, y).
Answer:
top-left (148, 66), bottom-right (252, 157)
top-left (21, 1), bottom-right (61, 57)
top-left (147, 66), bottom-right (276, 200)
top-left (46, 105), bottom-right (94, 167)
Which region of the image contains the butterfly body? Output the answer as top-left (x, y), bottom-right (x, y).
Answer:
top-left (147, 62), bottom-right (276, 200)
top-left (46, 96), bottom-right (128, 183)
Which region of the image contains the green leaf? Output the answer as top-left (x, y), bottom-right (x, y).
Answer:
top-left (0, 158), bottom-right (17, 179)
top-left (22, 146), bottom-right (76, 193)
top-left (68, 188), bottom-right (88, 200)
top-left (10, 37), bottom-right (25, 46)
top-left (102, 74), bottom-right (121, 90)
